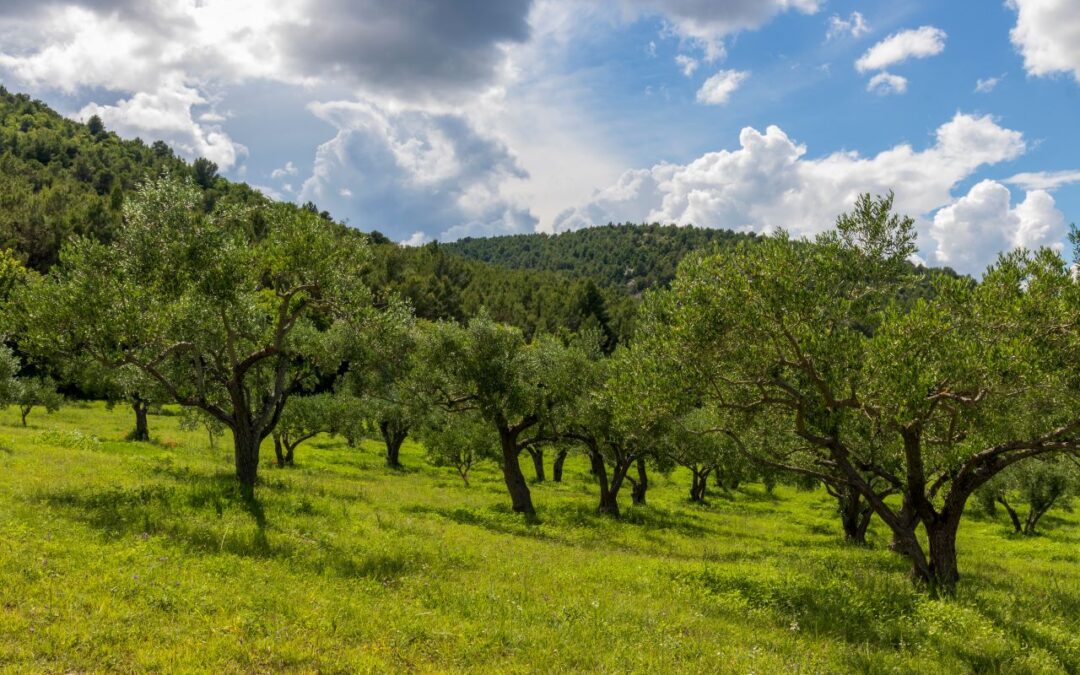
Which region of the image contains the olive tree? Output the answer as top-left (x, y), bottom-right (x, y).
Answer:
top-left (63, 360), bottom-right (164, 441)
top-left (0, 345), bottom-right (21, 410)
top-left (417, 315), bottom-right (589, 515)
top-left (342, 308), bottom-right (422, 468)
top-left (15, 376), bottom-right (62, 426)
top-left (648, 193), bottom-right (1080, 591)
top-left (13, 177), bottom-right (373, 489)
top-left (417, 409), bottom-right (496, 486)
top-left (978, 455), bottom-right (1079, 535)
top-left (272, 392), bottom-right (349, 467)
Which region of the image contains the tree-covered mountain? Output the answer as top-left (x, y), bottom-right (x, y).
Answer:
top-left (443, 224), bottom-right (757, 293)
top-left (0, 87), bottom-right (630, 342)
top-left (0, 86), bottom-right (956, 347)
top-left (0, 86), bottom-right (269, 271)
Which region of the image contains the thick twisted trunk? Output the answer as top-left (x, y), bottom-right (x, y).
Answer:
top-left (1024, 498), bottom-right (1057, 535)
top-left (836, 483), bottom-right (872, 544)
top-left (380, 420), bottom-right (407, 468)
top-left (924, 514), bottom-right (962, 592)
top-left (592, 449), bottom-right (629, 517)
top-left (499, 428), bottom-right (534, 515)
top-left (273, 433), bottom-right (286, 467)
top-left (233, 421), bottom-right (262, 490)
top-left (131, 399), bottom-right (150, 442)
top-left (689, 467), bottom-right (710, 502)
top-left (996, 496), bottom-right (1023, 533)
top-left (552, 449), bottom-right (568, 482)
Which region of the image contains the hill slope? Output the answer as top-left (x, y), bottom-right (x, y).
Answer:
top-left (0, 86), bottom-right (268, 271)
top-left (0, 87), bottom-right (631, 340)
top-left (443, 223), bottom-right (756, 293)
top-left (2, 403), bottom-right (1077, 672)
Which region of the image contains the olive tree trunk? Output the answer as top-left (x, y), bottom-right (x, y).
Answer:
top-left (630, 457), bottom-right (648, 505)
top-left (380, 420), bottom-right (408, 469)
top-left (233, 421), bottom-right (262, 491)
top-left (832, 482), bottom-right (873, 544)
top-left (528, 448), bottom-right (545, 482)
top-left (996, 496), bottom-right (1023, 533)
top-left (131, 398), bottom-right (150, 442)
top-left (499, 428), bottom-right (535, 515)
top-left (552, 449), bottom-right (568, 482)
top-left (689, 467), bottom-right (711, 502)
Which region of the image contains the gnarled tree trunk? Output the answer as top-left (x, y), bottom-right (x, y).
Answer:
top-left (832, 482), bottom-right (873, 544)
top-left (131, 398), bottom-right (150, 442)
top-left (380, 420), bottom-right (407, 469)
top-left (528, 448), bottom-right (545, 482)
top-left (233, 420), bottom-right (262, 491)
top-left (552, 449), bottom-right (568, 482)
top-left (591, 447), bottom-right (630, 517)
top-left (924, 514), bottom-right (962, 592)
top-left (499, 428), bottom-right (534, 515)
top-left (996, 495), bottom-right (1023, 533)
top-left (1024, 499), bottom-right (1057, 535)
top-left (273, 432), bottom-right (286, 467)
top-left (689, 467), bottom-right (710, 502)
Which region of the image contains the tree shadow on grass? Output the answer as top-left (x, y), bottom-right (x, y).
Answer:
top-left (34, 472), bottom-right (438, 586)
top-left (674, 564), bottom-right (921, 650)
top-left (35, 476), bottom-right (277, 559)
top-left (404, 499), bottom-right (714, 548)
top-left (404, 504), bottom-right (548, 540)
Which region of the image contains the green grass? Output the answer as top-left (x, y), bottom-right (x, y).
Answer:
top-left (1, 403), bottom-right (1079, 673)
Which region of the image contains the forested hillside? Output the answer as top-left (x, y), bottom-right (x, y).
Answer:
top-left (0, 87), bottom-right (268, 271)
top-left (0, 88), bottom-right (630, 342)
top-left (443, 223), bottom-right (756, 293)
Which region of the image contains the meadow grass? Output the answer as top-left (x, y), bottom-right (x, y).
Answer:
top-left (1, 402), bottom-right (1079, 673)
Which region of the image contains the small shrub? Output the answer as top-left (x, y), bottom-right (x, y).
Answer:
top-left (36, 429), bottom-right (103, 452)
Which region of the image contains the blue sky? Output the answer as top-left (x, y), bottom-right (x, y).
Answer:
top-left (0, 0), bottom-right (1077, 274)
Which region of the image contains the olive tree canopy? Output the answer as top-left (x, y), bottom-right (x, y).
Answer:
top-left (14, 177), bottom-right (376, 489)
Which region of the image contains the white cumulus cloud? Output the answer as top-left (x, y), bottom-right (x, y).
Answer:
top-left (1008, 0), bottom-right (1080, 82)
top-left (271, 161), bottom-right (299, 179)
top-left (930, 180), bottom-right (1066, 275)
top-left (975, 76), bottom-right (1001, 93)
top-left (867, 72), bottom-right (907, 95)
top-left (620, 0), bottom-right (821, 61)
top-left (554, 113), bottom-right (1031, 272)
top-left (78, 79), bottom-right (245, 169)
top-left (675, 54), bottom-right (699, 77)
top-left (855, 26), bottom-right (947, 72)
top-left (696, 69), bottom-right (749, 105)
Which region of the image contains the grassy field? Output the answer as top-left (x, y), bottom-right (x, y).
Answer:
top-left (1, 403), bottom-right (1079, 673)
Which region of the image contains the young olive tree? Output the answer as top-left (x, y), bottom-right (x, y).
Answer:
top-left (418, 409), bottom-right (497, 486)
top-left (15, 376), bottom-right (62, 426)
top-left (272, 392), bottom-right (348, 467)
top-left (555, 339), bottom-right (688, 516)
top-left (341, 307), bottom-right (422, 468)
top-left (64, 359), bottom-right (164, 441)
top-left (648, 193), bottom-right (1080, 591)
top-left (979, 455), bottom-right (1079, 535)
top-left (417, 315), bottom-right (589, 515)
top-left (13, 177), bottom-right (374, 490)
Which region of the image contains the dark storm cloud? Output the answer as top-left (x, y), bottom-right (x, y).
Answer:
top-left (280, 0), bottom-right (533, 99)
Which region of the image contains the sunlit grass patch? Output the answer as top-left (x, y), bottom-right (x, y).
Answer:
top-left (1, 402), bottom-right (1079, 672)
